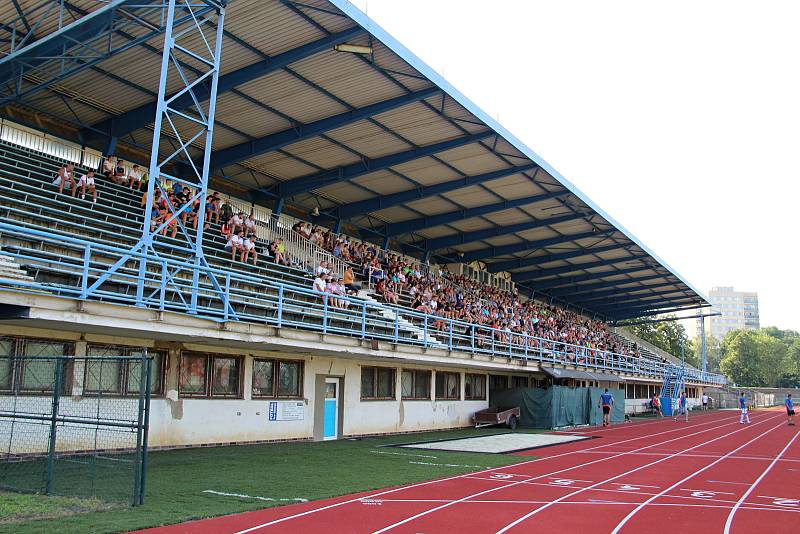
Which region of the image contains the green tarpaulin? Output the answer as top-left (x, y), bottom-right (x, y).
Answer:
top-left (491, 386), bottom-right (624, 429)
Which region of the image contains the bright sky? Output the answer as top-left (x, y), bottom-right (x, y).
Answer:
top-left (349, 0), bottom-right (800, 332)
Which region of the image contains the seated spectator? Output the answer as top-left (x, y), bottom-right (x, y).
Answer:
top-left (326, 276), bottom-right (342, 309)
top-left (219, 201), bottom-right (234, 225)
top-left (343, 266), bottom-right (361, 295)
top-left (78, 169), bottom-right (97, 203)
top-left (112, 159), bottom-right (129, 186)
top-left (269, 238), bottom-right (286, 264)
top-left (313, 272), bottom-right (328, 297)
top-left (101, 156), bottom-right (115, 180)
top-left (128, 164), bottom-right (144, 191)
top-left (53, 162), bottom-right (77, 196)
top-left (205, 192), bottom-right (221, 225)
top-left (242, 233), bottom-right (258, 265)
top-left (225, 230), bottom-right (244, 261)
top-left (156, 206), bottom-right (178, 238)
top-left (230, 211), bottom-right (244, 234)
top-left (220, 217), bottom-right (234, 239)
top-left (244, 212), bottom-right (256, 234)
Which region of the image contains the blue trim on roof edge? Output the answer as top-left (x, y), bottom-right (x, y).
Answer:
top-left (328, 0), bottom-right (710, 309)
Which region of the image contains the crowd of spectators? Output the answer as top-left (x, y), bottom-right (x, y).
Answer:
top-left (294, 221), bottom-right (641, 362)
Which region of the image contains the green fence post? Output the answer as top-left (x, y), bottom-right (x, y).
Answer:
top-left (133, 352), bottom-right (148, 505)
top-left (139, 356), bottom-right (152, 506)
top-left (45, 358), bottom-right (63, 495)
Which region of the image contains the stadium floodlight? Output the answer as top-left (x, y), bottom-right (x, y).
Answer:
top-left (334, 43), bottom-right (373, 54)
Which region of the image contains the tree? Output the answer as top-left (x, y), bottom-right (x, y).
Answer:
top-left (629, 316), bottom-right (696, 366)
top-left (693, 334), bottom-right (722, 374)
top-left (720, 329), bottom-right (788, 387)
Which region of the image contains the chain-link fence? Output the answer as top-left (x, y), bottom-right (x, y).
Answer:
top-left (0, 354), bottom-right (152, 505)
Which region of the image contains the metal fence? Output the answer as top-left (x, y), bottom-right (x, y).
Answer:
top-left (0, 354), bottom-right (152, 505)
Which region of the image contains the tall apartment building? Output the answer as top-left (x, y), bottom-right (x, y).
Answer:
top-left (698, 286), bottom-right (760, 340)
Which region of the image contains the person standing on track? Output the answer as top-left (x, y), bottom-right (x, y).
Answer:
top-left (599, 388), bottom-right (614, 427)
top-left (739, 392), bottom-right (751, 424)
top-left (786, 394), bottom-right (796, 426)
top-left (673, 391), bottom-right (688, 422)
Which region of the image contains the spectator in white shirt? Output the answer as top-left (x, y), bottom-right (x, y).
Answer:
top-left (313, 273), bottom-right (328, 296)
top-left (54, 163), bottom-right (77, 196)
top-left (230, 211), bottom-right (244, 234)
top-left (244, 213), bottom-right (256, 234)
top-left (242, 233), bottom-right (258, 265)
top-left (225, 230), bottom-right (244, 261)
top-left (101, 156), bottom-right (115, 180)
top-left (78, 169), bottom-right (98, 203)
top-left (128, 164), bottom-right (144, 191)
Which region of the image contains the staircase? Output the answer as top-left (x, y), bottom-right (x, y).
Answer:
top-left (660, 365), bottom-right (686, 415)
top-left (359, 290), bottom-right (446, 348)
top-left (0, 249), bottom-right (37, 289)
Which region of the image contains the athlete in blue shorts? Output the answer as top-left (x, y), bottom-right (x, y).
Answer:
top-left (786, 394), bottom-right (795, 426)
top-left (739, 392), bottom-right (751, 424)
top-left (599, 389), bottom-right (614, 427)
top-left (673, 391), bottom-right (688, 422)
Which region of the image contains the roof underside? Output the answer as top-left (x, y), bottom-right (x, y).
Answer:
top-left (0, 0), bottom-right (711, 321)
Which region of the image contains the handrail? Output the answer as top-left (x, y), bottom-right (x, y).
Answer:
top-left (0, 222), bottom-right (727, 385)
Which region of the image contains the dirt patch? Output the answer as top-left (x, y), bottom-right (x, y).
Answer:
top-left (0, 491), bottom-right (122, 524)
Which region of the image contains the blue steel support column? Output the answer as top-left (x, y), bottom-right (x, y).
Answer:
top-left (105, 136), bottom-right (118, 158)
top-left (700, 315), bottom-right (707, 374)
top-left (272, 197), bottom-right (285, 218)
top-left (332, 218), bottom-right (343, 234)
top-left (84, 0), bottom-right (233, 320)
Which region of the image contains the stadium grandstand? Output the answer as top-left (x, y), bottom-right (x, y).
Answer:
top-left (0, 0), bottom-right (725, 450)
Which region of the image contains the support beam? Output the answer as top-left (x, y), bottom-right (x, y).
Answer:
top-left (569, 281), bottom-right (686, 304)
top-left (511, 254), bottom-right (650, 283)
top-left (88, 26), bottom-right (364, 140)
top-left (411, 212), bottom-right (588, 252)
top-left (613, 303), bottom-right (709, 322)
top-left (486, 243), bottom-right (629, 274)
top-left (583, 290), bottom-right (694, 310)
top-left (617, 312), bottom-right (720, 327)
top-left (210, 86), bottom-right (439, 169)
top-left (335, 163), bottom-right (539, 219)
top-left (594, 297), bottom-right (700, 314)
top-left (272, 130), bottom-right (494, 198)
top-left (530, 265), bottom-right (655, 292)
top-left (384, 191), bottom-right (574, 237)
top-left (450, 230), bottom-right (613, 264)
top-left (547, 273), bottom-right (673, 298)
top-left (0, 1), bottom-right (197, 108)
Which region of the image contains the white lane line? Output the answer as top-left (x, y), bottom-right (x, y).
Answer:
top-left (708, 480), bottom-right (751, 485)
top-left (370, 414), bottom-right (775, 534)
top-left (723, 430), bottom-right (800, 534)
top-left (232, 413), bottom-right (763, 534)
top-left (497, 415), bottom-right (783, 534)
top-left (610, 420), bottom-right (787, 534)
top-left (367, 498), bottom-right (800, 513)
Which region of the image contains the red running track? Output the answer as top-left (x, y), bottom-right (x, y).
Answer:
top-left (137, 408), bottom-right (799, 534)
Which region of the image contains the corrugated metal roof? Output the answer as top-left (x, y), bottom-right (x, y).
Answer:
top-left (0, 0), bottom-right (710, 320)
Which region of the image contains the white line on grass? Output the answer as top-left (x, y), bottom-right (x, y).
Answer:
top-left (723, 430), bottom-right (800, 534)
top-left (370, 450), bottom-right (438, 458)
top-left (609, 420), bottom-right (788, 534)
top-left (203, 490), bottom-right (308, 503)
top-left (408, 461), bottom-right (485, 468)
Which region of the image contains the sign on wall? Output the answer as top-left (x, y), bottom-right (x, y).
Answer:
top-left (268, 401), bottom-right (304, 421)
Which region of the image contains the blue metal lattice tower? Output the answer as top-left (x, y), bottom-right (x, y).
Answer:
top-left (81, 0), bottom-right (234, 318)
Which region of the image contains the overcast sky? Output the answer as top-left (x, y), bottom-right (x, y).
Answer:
top-left (349, 0), bottom-right (800, 332)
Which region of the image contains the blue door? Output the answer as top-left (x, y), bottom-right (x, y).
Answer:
top-left (324, 378), bottom-right (338, 440)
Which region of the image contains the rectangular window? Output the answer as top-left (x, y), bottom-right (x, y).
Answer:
top-left (401, 369), bottom-right (431, 400)
top-left (84, 344), bottom-right (165, 396)
top-left (465, 374), bottom-right (486, 400)
top-left (512, 376), bottom-right (528, 389)
top-left (361, 367), bottom-right (395, 400)
top-left (489, 375), bottom-right (508, 393)
top-left (435, 371), bottom-right (460, 400)
top-left (0, 336), bottom-right (73, 394)
top-left (179, 352), bottom-right (243, 398)
top-left (251, 359), bottom-right (303, 398)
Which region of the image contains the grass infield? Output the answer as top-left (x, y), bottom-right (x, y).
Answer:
top-left (1, 427), bottom-right (540, 534)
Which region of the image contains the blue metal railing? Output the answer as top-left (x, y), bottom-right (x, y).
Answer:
top-left (0, 222), bottom-right (727, 385)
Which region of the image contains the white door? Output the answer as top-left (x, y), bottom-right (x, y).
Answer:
top-left (323, 378), bottom-right (339, 440)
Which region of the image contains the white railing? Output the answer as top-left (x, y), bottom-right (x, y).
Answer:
top-left (0, 119), bottom-right (101, 169)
